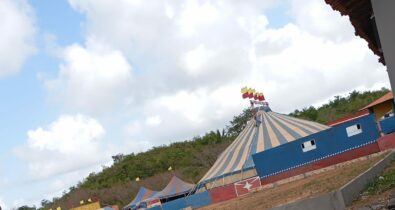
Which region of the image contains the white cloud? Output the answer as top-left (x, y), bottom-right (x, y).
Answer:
top-left (177, 0), bottom-right (221, 36)
top-left (62, 0), bottom-right (389, 148)
top-left (0, 197), bottom-right (7, 210)
top-left (15, 114), bottom-right (110, 179)
top-left (66, 0), bottom-right (266, 94)
top-left (0, 0), bottom-right (35, 78)
top-left (45, 38), bottom-right (133, 113)
top-left (145, 115), bottom-right (162, 127)
top-left (290, 0), bottom-right (354, 42)
top-left (182, 44), bottom-right (214, 76)
top-left (124, 86), bottom-right (245, 145)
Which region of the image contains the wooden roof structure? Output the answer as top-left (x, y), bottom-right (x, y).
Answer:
top-left (361, 91), bottom-right (393, 110)
top-left (324, 0), bottom-right (384, 64)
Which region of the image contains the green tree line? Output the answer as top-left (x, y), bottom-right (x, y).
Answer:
top-left (289, 88), bottom-right (389, 124)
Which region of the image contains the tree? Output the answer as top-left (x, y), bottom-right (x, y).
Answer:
top-left (112, 153), bottom-right (124, 164)
top-left (40, 200), bottom-right (50, 208)
top-left (226, 109), bottom-right (253, 137)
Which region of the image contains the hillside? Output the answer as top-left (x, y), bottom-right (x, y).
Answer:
top-left (290, 88), bottom-right (389, 124)
top-left (34, 88), bottom-right (389, 210)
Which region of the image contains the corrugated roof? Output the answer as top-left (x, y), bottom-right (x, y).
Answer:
top-left (324, 0), bottom-right (384, 64)
top-left (361, 91), bottom-right (393, 110)
top-left (199, 109), bottom-right (329, 184)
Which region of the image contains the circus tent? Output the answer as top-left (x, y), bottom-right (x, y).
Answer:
top-left (199, 105), bottom-right (329, 187)
top-left (156, 176), bottom-right (195, 199)
top-left (124, 176), bottom-right (194, 209)
top-left (124, 187), bottom-right (158, 209)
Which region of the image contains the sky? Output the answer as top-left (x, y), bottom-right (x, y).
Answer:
top-left (0, 0), bottom-right (391, 208)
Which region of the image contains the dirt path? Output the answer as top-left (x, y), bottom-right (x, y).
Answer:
top-left (199, 153), bottom-right (388, 210)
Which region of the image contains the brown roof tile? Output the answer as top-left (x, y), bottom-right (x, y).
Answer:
top-left (361, 91), bottom-right (393, 110)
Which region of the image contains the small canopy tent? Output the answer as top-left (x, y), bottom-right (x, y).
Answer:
top-left (123, 187), bottom-right (158, 210)
top-left (123, 176), bottom-right (194, 210)
top-left (156, 176), bottom-right (195, 201)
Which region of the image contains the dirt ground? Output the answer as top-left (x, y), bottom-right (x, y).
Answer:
top-left (199, 152), bottom-right (389, 210)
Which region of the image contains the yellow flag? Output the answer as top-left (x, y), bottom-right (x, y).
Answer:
top-left (241, 87), bottom-right (248, 94)
top-left (168, 166), bottom-right (172, 171)
top-left (56, 207), bottom-right (61, 210)
top-left (80, 200), bottom-right (84, 205)
top-left (136, 177), bottom-right (140, 182)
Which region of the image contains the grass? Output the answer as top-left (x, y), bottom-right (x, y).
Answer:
top-left (364, 159), bottom-right (395, 195)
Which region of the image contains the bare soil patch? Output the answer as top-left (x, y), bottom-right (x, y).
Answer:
top-left (199, 152), bottom-right (389, 210)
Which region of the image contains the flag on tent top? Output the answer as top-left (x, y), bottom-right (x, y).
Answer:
top-left (255, 92), bottom-right (265, 101)
top-left (249, 88), bottom-right (255, 98)
top-left (241, 87), bottom-right (248, 94)
top-left (241, 87), bottom-right (249, 99)
top-left (241, 87), bottom-right (265, 101)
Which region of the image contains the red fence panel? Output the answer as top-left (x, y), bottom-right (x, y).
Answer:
top-left (378, 133), bottom-right (395, 151)
top-left (209, 184), bottom-right (237, 204)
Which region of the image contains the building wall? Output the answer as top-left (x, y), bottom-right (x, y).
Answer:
top-left (371, 100), bottom-right (393, 121)
top-left (260, 143), bottom-right (380, 185)
top-left (380, 115), bottom-right (395, 134)
top-left (253, 114), bottom-right (380, 178)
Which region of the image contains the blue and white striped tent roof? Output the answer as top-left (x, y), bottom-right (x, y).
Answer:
top-left (156, 176), bottom-right (194, 198)
top-left (124, 187), bottom-right (158, 209)
top-left (199, 107), bottom-right (329, 184)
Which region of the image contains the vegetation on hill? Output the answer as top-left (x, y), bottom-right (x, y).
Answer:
top-left (38, 109), bottom-right (253, 209)
top-left (290, 88), bottom-right (389, 124)
top-left (24, 88), bottom-right (389, 210)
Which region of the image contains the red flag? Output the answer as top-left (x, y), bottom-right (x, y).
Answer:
top-left (256, 93), bottom-right (262, 101)
top-left (234, 176), bottom-right (261, 196)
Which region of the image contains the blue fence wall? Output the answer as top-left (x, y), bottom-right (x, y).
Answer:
top-left (380, 116), bottom-right (395, 134)
top-left (253, 114), bottom-right (380, 178)
top-left (185, 191), bottom-right (212, 208)
top-left (159, 191), bottom-right (213, 210)
top-left (147, 205), bottom-right (161, 210)
top-left (161, 198), bottom-right (186, 210)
